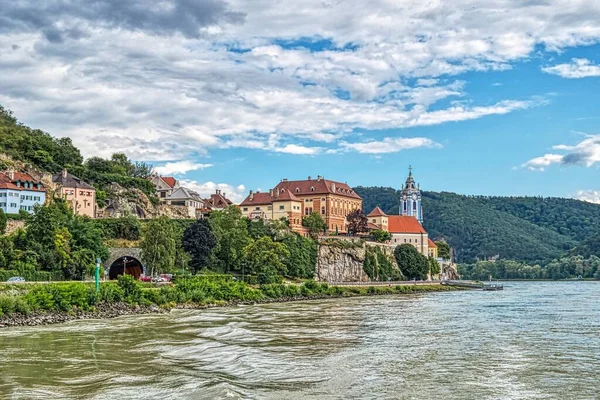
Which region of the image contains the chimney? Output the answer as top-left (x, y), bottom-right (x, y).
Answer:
top-left (317, 175), bottom-right (322, 181)
top-left (308, 175), bottom-right (312, 180)
top-left (62, 168), bottom-right (68, 179)
top-left (222, 193), bottom-right (226, 198)
top-left (282, 178), bottom-right (288, 182)
top-left (8, 169), bottom-right (14, 180)
top-left (269, 189), bottom-right (273, 197)
top-left (249, 190), bottom-right (254, 200)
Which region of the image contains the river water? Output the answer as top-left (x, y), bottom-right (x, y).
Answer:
top-left (1, 282), bottom-right (599, 399)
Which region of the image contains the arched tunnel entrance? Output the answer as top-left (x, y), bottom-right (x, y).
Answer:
top-left (108, 256), bottom-right (143, 280)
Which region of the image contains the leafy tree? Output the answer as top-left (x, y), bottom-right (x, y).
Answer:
top-left (436, 241), bottom-right (451, 259)
top-left (302, 212), bottom-right (326, 239)
top-left (182, 219), bottom-right (217, 273)
top-left (209, 206), bottom-right (251, 273)
top-left (281, 234), bottom-right (318, 278)
top-left (428, 257), bottom-right (441, 277)
top-left (394, 244), bottom-right (429, 280)
top-left (346, 209), bottom-right (368, 236)
top-left (140, 216), bottom-right (176, 276)
top-left (0, 208), bottom-right (7, 235)
top-left (133, 161), bottom-right (154, 179)
top-left (246, 218), bottom-right (274, 240)
top-left (364, 245), bottom-right (403, 281)
top-left (243, 236), bottom-right (290, 282)
top-left (371, 229), bottom-right (392, 243)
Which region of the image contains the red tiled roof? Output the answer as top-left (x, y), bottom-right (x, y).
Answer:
top-left (162, 176), bottom-right (177, 188)
top-left (367, 206), bottom-right (387, 217)
top-left (207, 192), bottom-right (233, 207)
top-left (367, 222), bottom-right (380, 230)
top-left (428, 238), bottom-right (437, 248)
top-left (239, 192), bottom-right (273, 206)
top-left (0, 172), bottom-right (46, 192)
top-left (273, 177), bottom-right (361, 199)
top-left (387, 216), bottom-right (426, 234)
top-left (272, 189), bottom-right (301, 202)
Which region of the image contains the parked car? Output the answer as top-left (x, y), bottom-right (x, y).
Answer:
top-left (7, 277), bottom-right (25, 283)
top-left (139, 275), bottom-right (152, 282)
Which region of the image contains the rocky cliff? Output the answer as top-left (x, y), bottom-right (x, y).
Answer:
top-left (315, 238), bottom-right (401, 282)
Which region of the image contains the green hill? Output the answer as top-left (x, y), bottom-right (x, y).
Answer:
top-left (354, 186), bottom-right (600, 263)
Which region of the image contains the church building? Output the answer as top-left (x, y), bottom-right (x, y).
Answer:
top-left (367, 167), bottom-right (431, 257)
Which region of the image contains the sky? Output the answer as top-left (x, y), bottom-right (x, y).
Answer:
top-left (0, 0), bottom-right (599, 204)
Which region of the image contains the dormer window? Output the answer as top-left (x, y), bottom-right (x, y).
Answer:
top-left (310, 187), bottom-right (315, 192)
top-left (295, 188), bottom-right (300, 193)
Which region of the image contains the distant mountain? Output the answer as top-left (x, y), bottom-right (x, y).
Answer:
top-left (354, 186), bottom-right (600, 263)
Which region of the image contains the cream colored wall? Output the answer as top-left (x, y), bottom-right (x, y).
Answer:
top-left (272, 200), bottom-right (301, 221)
top-left (390, 232), bottom-right (429, 256)
top-left (370, 215), bottom-right (388, 230)
top-left (62, 187), bottom-right (95, 218)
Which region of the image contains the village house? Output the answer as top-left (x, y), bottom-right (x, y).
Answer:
top-left (240, 175), bottom-right (362, 234)
top-left (151, 175), bottom-right (179, 202)
top-left (0, 171), bottom-right (46, 214)
top-left (52, 169), bottom-right (96, 218)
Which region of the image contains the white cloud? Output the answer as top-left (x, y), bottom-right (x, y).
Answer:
top-left (154, 161), bottom-right (213, 175)
top-left (1, 0), bottom-right (600, 162)
top-left (521, 154), bottom-right (564, 171)
top-left (574, 190), bottom-right (600, 204)
top-left (523, 134), bottom-right (600, 170)
top-left (179, 179), bottom-right (247, 203)
top-left (341, 137), bottom-right (441, 154)
top-left (542, 58), bottom-right (600, 79)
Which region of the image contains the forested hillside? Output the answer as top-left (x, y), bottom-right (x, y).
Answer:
top-left (0, 106), bottom-right (156, 206)
top-left (354, 186), bottom-right (600, 263)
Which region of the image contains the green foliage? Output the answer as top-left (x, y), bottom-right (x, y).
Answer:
top-left (243, 236), bottom-right (291, 282)
top-left (371, 229), bottom-right (392, 243)
top-left (436, 241), bottom-right (451, 259)
top-left (570, 233), bottom-right (600, 258)
top-left (0, 209), bottom-right (6, 235)
top-left (459, 256), bottom-right (600, 280)
top-left (354, 187), bottom-right (595, 263)
top-left (428, 257), bottom-right (441, 276)
top-left (140, 216), bottom-right (177, 276)
top-left (94, 217), bottom-right (142, 240)
top-left (182, 219), bottom-right (217, 273)
top-left (302, 212), bottom-right (326, 239)
top-left (281, 234), bottom-right (317, 279)
top-left (364, 245), bottom-right (403, 281)
top-left (394, 244), bottom-right (429, 280)
top-left (118, 275), bottom-right (143, 304)
top-left (209, 207), bottom-right (251, 273)
top-left (0, 106), bottom-right (83, 172)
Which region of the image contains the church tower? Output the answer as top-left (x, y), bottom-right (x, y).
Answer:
top-left (400, 166), bottom-right (423, 223)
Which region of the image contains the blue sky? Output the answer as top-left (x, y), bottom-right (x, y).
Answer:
top-left (0, 1), bottom-right (599, 203)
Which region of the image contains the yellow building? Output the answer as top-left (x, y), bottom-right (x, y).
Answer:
top-left (52, 169), bottom-right (96, 218)
top-left (240, 175), bottom-right (362, 234)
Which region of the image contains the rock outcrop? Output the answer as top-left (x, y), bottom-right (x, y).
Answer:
top-left (315, 238), bottom-right (401, 282)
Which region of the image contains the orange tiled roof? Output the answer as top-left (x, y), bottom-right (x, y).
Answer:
top-left (428, 238), bottom-right (437, 248)
top-left (273, 177), bottom-right (361, 199)
top-left (239, 192), bottom-right (273, 206)
top-left (0, 172), bottom-right (46, 192)
top-left (367, 222), bottom-right (381, 230)
top-left (272, 189), bottom-right (301, 202)
top-left (162, 176), bottom-right (177, 188)
top-left (367, 206), bottom-right (387, 217)
top-left (387, 216), bottom-right (426, 234)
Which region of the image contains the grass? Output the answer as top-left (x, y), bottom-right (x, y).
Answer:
top-left (0, 276), bottom-right (461, 318)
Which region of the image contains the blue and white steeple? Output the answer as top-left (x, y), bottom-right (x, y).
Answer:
top-left (400, 166), bottom-right (423, 223)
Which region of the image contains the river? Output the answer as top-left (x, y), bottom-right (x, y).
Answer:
top-left (1, 281), bottom-right (599, 399)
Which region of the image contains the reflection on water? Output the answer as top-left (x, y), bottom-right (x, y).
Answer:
top-left (1, 282), bottom-right (599, 399)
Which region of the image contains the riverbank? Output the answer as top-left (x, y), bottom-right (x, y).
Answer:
top-left (0, 277), bottom-right (464, 328)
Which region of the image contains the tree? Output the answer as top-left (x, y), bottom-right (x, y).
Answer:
top-left (133, 161), bottom-right (154, 179)
top-left (282, 234), bottom-right (318, 278)
top-left (243, 236), bottom-right (290, 282)
top-left (346, 209), bottom-right (368, 236)
top-left (436, 241), bottom-right (451, 260)
top-left (0, 208), bottom-right (7, 235)
top-left (182, 219), bottom-right (217, 273)
top-left (371, 229), bottom-right (392, 243)
top-left (429, 256), bottom-right (441, 277)
top-left (209, 206), bottom-right (251, 273)
top-left (394, 244), bottom-right (429, 280)
top-left (140, 216), bottom-right (176, 276)
top-left (302, 212), bottom-right (326, 239)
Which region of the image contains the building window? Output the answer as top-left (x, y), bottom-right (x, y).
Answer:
top-left (321, 197), bottom-right (326, 201)
top-left (268, 206), bottom-right (272, 210)
top-left (255, 207), bottom-right (260, 211)
top-left (404, 239), bottom-right (407, 243)
top-left (321, 207), bottom-right (325, 215)
top-left (372, 219), bottom-right (376, 223)
top-left (279, 205), bottom-right (284, 210)
top-left (243, 207), bottom-right (248, 211)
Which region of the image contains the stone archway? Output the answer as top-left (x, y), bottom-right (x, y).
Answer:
top-left (108, 256), bottom-right (143, 280)
top-left (105, 248), bottom-right (143, 280)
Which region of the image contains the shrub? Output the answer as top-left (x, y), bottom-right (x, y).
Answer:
top-left (118, 275), bottom-right (142, 304)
